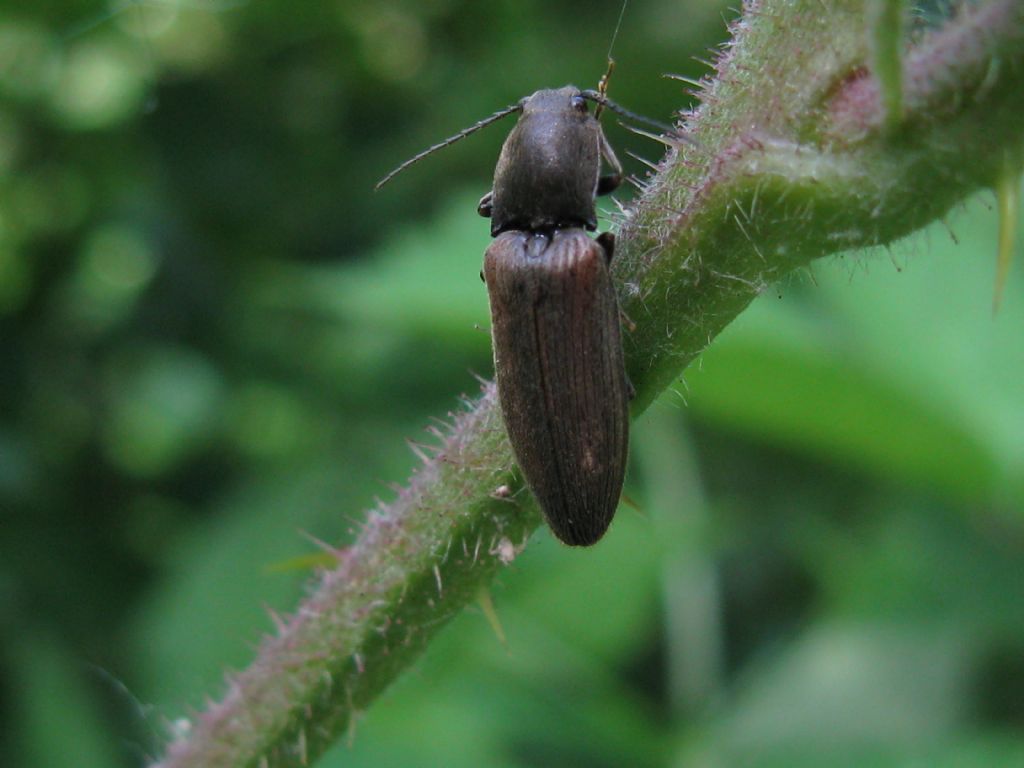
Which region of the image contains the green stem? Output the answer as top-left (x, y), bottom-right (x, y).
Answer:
top-left (994, 148), bottom-right (1022, 313)
top-left (869, 0), bottom-right (906, 132)
top-left (152, 2), bottom-right (1024, 766)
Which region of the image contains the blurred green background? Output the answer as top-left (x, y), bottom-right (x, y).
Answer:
top-left (2, 1), bottom-right (1023, 766)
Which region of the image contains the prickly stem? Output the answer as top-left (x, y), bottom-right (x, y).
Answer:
top-left (151, 3), bottom-right (1024, 767)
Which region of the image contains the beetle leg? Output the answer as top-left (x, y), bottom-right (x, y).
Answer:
top-left (477, 191), bottom-right (494, 218)
top-left (596, 131), bottom-right (623, 197)
top-left (596, 232), bottom-right (616, 264)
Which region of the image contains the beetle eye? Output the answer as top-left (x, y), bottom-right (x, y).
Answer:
top-left (571, 95), bottom-right (588, 112)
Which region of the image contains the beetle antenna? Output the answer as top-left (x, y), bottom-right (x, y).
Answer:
top-left (579, 91), bottom-right (674, 135)
top-left (375, 103), bottom-right (523, 190)
top-left (595, 0), bottom-right (628, 120)
top-left (605, 0), bottom-right (629, 63)
top-left (594, 59), bottom-right (615, 120)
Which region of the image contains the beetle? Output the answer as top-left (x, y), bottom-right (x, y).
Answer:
top-left (477, 86), bottom-right (630, 546)
top-left (378, 84), bottom-right (668, 545)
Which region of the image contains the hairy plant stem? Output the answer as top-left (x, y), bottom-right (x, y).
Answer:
top-left (153, 2), bottom-right (1024, 766)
